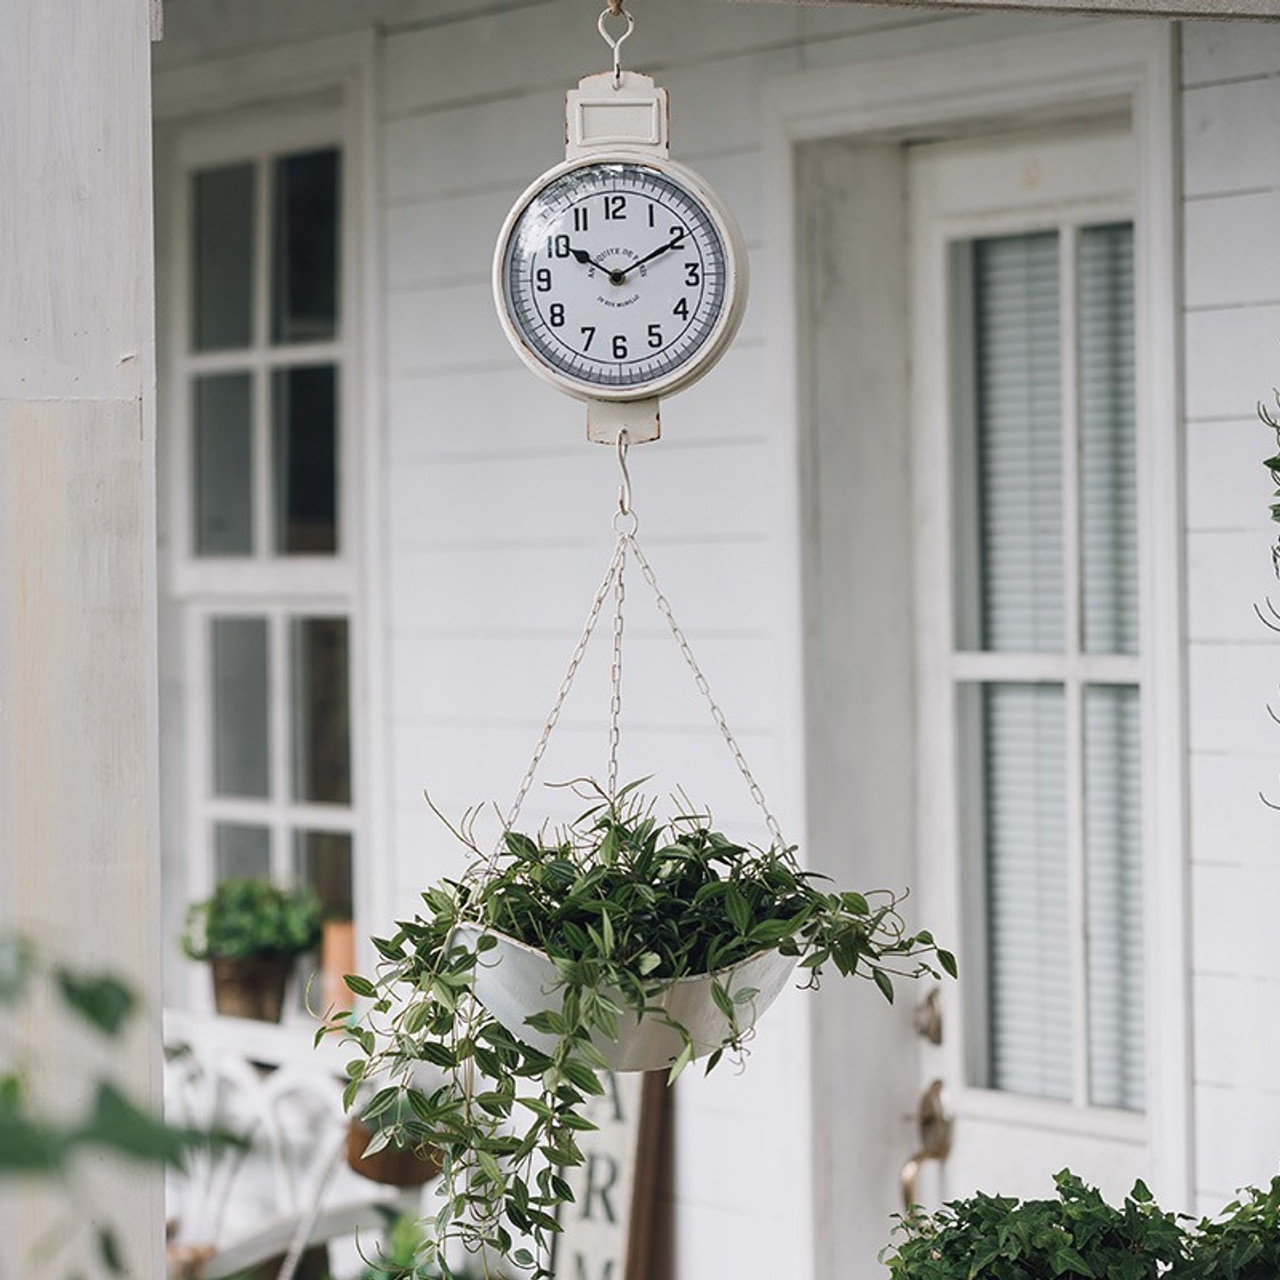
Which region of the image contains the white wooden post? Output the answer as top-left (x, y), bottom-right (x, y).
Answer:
top-left (0, 0), bottom-right (163, 1276)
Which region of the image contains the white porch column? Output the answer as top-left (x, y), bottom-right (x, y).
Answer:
top-left (0, 1), bottom-right (163, 1277)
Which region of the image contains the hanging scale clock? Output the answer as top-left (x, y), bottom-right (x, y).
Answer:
top-left (494, 3), bottom-right (748, 444)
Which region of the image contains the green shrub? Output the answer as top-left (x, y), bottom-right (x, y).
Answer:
top-left (181, 878), bottom-right (322, 961)
top-left (1179, 1177), bottom-right (1280, 1280)
top-left (882, 1171), bottom-right (1185, 1280)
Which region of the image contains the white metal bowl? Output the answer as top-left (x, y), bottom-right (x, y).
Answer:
top-left (455, 923), bottom-right (797, 1073)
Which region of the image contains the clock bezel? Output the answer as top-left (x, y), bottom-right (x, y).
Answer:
top-left (492, 151), bottom-right (748, 404)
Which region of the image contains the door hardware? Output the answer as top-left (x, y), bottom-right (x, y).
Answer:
top-left (912, 986), bottom-right (943, 1045)
top-left (900, 1078), bottom-right (953, 1209)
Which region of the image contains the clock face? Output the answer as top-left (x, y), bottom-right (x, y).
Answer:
top-left (497, 160), bottom-right (739, 399)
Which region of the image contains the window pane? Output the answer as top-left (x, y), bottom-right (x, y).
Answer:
top-left (272, 365), bottom-right (338, 555)
top-left (194, 373), bottom-right (253, 556)
top-left (272, 148), bottom-right (340, 344)
top-left (1085, 684), bottom-right (1144, 1110)
top-left (193, 163), bottom-right (255, 351)
top-left (290, 617), bottom-right (351, 805)
top-left (980, 682), bottom-right (1071, 1101)
top-left (963, 234), bottom-right (1063, 653)
top-left (1080, 224), bottom-right (1138, 656)
top-left (214, 822), bottom-right (271, 881)
top-left (293, 830), bottom-right (353, 920)
top-left (211, 617), bottom-right (270, 798)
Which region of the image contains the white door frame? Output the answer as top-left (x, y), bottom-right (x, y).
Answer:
top-left (762, 18), bottom-right (1189, 1273)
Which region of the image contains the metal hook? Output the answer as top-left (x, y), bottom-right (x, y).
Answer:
top-left (616, 428), bottom-right (633, 516)
top-left (598, 5), bottom-right (634, 88)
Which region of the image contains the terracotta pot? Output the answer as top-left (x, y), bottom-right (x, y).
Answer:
top-left (346, 1117), bottom-right (442, 1188)
top-left (210, 953), bottom-right (292, 1022)
top-left (455, 923), bottom-right (798, 1073)
top-left (321, 919), bottom-right (356, 1013)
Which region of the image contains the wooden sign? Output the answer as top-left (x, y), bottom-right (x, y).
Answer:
top-left (553, 1071), bottom-right (668, 1280)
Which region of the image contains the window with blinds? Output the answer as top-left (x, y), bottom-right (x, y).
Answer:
top-left (952, 222), bottom-right (1143, 1112)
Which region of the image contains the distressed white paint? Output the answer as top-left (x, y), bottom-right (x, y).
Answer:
top-left (0, 0), bottom-right (161, 1273)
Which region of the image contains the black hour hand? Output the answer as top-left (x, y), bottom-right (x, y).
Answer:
top-left (570, 246), bottom-right (612, 273)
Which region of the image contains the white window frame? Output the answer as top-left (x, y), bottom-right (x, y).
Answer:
top-left (911, 125), bottom-right (1143, 1114)
top-left (154, 35), bottom-right (386, 1008)
top-left (764, 13), bottom-right (1189, 1233)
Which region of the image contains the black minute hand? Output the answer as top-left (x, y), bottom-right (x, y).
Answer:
top-left (618, 234), bottom-right (685, 280)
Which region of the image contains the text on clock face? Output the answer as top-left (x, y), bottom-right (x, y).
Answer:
top-left (502, 162), bottom-right (729, 391)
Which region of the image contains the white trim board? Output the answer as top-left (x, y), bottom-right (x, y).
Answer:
top-left (735, 0), bottom-right (1279, 20)
top-left (762, 18), bottom-right (1191, 1274)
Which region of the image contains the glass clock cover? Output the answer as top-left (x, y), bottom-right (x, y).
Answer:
top-left (496, 159), bottom-right (744, 401)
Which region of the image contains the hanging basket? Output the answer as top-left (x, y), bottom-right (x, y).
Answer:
top-left (456, 923), bottom-right (798, 1072)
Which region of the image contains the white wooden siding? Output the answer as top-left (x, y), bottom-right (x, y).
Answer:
top-left (151, 1), bottom-right (1280, 1272)
top-left (1180, 20), bottom-right (1280, 1213)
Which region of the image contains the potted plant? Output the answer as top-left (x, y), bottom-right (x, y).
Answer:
top-left (181, 878), bottom-right (323, 1022)
top-left (881, 1170), bottom-right (1186, 1279)
top-left (332, 781), bottom-right (953, 1279)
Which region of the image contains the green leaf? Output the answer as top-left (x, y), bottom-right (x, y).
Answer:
top-left (343, 973), bottom-right (377, 998)
top-left (55, 968), bottom-right (136, 1037)
top-left (873, 968), bottom-right (895, 1003)
top-left (938, 949), bottom-right (958, 979)
top-left (725, 885), bottom-right (750, 935)
top-left (559, 1059), bottom-right (604, 1095)
top-left (96, 1226), bottom-right (126, 1275)
top-left (417, 1041), bottom-right (458, 1069)
top-left (666, 1041), bottom-right (694, 1084)
top-left (0, 936), bottom-right (32, 1006)
top-left (73, 1083), bottom-right (199, 1168)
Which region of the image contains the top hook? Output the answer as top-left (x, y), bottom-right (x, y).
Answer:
top-left (598, 5), bottom-right (634, 88)
top-left (616, 429), bottom-right (633, 517)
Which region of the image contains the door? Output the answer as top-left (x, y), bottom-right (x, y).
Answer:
top-left (907, 125), bottom-right (1151, 1202)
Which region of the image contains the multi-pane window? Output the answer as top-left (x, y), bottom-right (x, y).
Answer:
top-left (178, 133), bottom-right (355, 934)
top-left (951, 222), bottom-right (1143, 1112)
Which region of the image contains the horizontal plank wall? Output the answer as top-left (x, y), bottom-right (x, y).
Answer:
top-left (155, 2), bottom-right (1280, 1276)
top-left (1180, 19), bottom-right (1280, 1215)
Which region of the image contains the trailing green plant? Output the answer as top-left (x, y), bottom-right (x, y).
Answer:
top-left (1179, 1177), bottom-right (1280, 1280)
top-left (0, 933), bottom-right (243, 1278)
top-left (182, 877), bottom-right (323, 961)
top-left (1261, 390), bottom-right (1280, 533)
top-left (329, 781), bottom-right (953, 1280)
top-left (881, 1170), bottom-right (1187, 1280)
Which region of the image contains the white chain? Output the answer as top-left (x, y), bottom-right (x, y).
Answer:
top-left (607, 538), bottom-right (627, 803)
top-left (501, 538), bottom-right (625, 834)
top-left (500, 439), bottom-right (787, 851)
top-left (627, 536), bottom-right (788, 850)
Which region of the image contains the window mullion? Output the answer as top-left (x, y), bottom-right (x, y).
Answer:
top-left (269, 608), bottom-right (292, 883)
top-left (253, 156), bottom-right (273, 562)
top-left (1060, 222), bottom-right (1090, 1109)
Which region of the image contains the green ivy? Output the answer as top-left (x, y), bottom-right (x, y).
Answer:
top-left (883, 1171), bottom-right (1280, 1280)
top-left (329, 783), bottom-right (953, 1279)
top-left (1180, 1178), bottom-right (1280, 1280)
